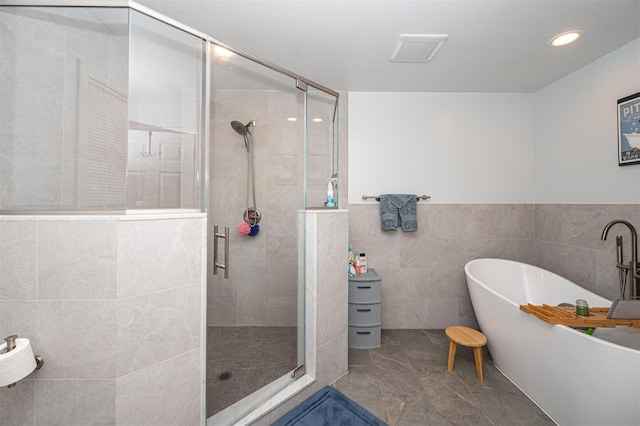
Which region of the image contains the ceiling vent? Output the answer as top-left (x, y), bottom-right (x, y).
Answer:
top-left (389, 34), bottom-right (449, 63)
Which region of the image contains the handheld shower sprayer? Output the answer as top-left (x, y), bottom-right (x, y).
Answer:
top-left (616, 235), bottom-right (628, 297)
top-left (230, 119), bottom-right (261, 233)
top-left (601, 219), bottom-right (639, 300)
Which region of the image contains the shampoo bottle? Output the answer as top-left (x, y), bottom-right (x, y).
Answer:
top-left (359, 253), bottom-right (367, 274)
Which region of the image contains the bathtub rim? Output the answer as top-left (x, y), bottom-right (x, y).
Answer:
top-left (464, 257), bottom-right (640, 355)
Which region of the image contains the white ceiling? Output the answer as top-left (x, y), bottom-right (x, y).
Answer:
top-left (138, 0), bottom-right (640, 93)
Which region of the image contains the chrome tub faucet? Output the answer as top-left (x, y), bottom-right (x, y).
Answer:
top-left (601, 219), bottom-right (640, 300)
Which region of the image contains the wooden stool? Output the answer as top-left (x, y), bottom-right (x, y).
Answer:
top-left (445, 326), bottom-right (487, 381)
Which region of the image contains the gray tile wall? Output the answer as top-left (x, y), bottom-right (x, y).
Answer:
top-left (0, 215), bottom-right (205, 425)
top-left (534, 204), bottom-right (640, 301)
top-left (343, 203), bottom-right (637, 330)
top-left (313, 211), bottom-right (349, 384)
top-left (207, 88), bottom-right (335, 327)
top-left (207, 89), bottom-right (305, 327)
top-left (347, 204), bottom-right (535, 329)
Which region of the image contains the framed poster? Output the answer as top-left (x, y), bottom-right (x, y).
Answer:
top-left (618, 92), bottom-right (640, 166)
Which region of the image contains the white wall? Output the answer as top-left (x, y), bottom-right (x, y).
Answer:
top-left (348, 92), bottom-right (535, 204)
top-left (534, 38), bottom-right (640, 204)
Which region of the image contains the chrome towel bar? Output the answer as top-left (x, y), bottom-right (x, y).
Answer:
top-left (362, 194), bottom-right (431, 201)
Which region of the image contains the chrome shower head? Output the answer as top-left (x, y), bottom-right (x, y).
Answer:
top-left (231, 120), bottom-right (255, 152)
top-left (231, 120), bottom-right (249, 136)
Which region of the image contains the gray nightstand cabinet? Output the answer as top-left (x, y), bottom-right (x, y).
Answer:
top-left (348, 269), bottom-right (381, 349)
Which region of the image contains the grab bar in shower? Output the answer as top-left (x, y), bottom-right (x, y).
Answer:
top-left (213, 225), bottom-right (230, 279)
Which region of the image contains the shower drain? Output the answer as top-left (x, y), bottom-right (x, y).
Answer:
top-left (217, 371), bottom-right (233, 381)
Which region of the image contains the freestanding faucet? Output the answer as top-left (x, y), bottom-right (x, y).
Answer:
top-left (601, 220), bottom-right (639, 300)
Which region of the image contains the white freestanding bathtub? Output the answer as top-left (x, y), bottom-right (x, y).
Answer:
top-left (464, 258), bottom-right (640, 426)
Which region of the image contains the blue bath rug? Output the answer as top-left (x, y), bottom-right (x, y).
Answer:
top-left (272, 386), bottom-right (387, 426)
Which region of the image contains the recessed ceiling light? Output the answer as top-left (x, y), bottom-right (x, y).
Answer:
top-left (548, 30), bottom-right (583, 47)
top-left (312, 118), bottom-right (323, 123)
top-left (287, 117), bottom-right (297, 122)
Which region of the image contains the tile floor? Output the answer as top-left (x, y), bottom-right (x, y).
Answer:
top-left (208, 327), bottom-right (555, 424)
top-left (332, 329), bottom-right (555, 425)
top-left (206, 326), bottom-right (297, 418)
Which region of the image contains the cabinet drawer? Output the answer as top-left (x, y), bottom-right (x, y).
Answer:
top-left (348, 303), bottom-right (381, 327)
top-left (348, 280), bottom-right (381, 304)
top-left (348, 325), bottom-right (381, 349)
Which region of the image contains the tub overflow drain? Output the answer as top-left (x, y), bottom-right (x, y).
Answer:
top-left (217, 371), bottom-right (232, 381)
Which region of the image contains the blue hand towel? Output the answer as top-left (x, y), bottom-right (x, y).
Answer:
top-left (379, 194), bottom-right (417, 232)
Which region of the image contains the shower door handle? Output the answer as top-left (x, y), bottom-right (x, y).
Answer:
top-left (213, 225), bottom-right (230, 279)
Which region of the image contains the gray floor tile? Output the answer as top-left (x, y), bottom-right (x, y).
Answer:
top-left (206, 326), bottom-right (297, 418)
top-left (333, 329), bottom-right (555, 426)
top-left (207, 327), bottom-right (553, 425)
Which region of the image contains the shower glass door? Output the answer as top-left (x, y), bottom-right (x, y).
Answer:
top-left (206, 42), bottom-right (306, 420)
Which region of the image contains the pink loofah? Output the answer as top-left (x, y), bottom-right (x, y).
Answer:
top-left (237, 221), bottom-right (251, 235)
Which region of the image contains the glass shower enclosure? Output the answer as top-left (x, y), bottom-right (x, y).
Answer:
top-left (127, 9), bottom-right (205, 210)
top-left (206, 40), bottom-right (339, 422)
top-left (0, 5), bottom-right (206, 212)
top-left (0, 2), bottom-right (339, 424)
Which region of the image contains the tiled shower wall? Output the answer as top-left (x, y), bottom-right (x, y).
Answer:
top-left (207, 89), bottom-right (305, 327)
top-left (0, 215), bottom-right (205, 425)
top-left (207, 87), bottom-right (336, 327)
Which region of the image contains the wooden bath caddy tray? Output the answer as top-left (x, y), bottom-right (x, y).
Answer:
top-left (519, 304), bottom-right (640, 329)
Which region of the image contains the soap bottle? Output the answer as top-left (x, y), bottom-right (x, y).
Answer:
top-left (348, 245), bottom-right (355, 264)
top-left (325, 176), bottom-right (336, 207)
top-left (359, 253), bottom-right (367, 274)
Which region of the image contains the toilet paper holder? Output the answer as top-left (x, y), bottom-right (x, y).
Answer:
top-left (1, 334), bottom-right (44, 388)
